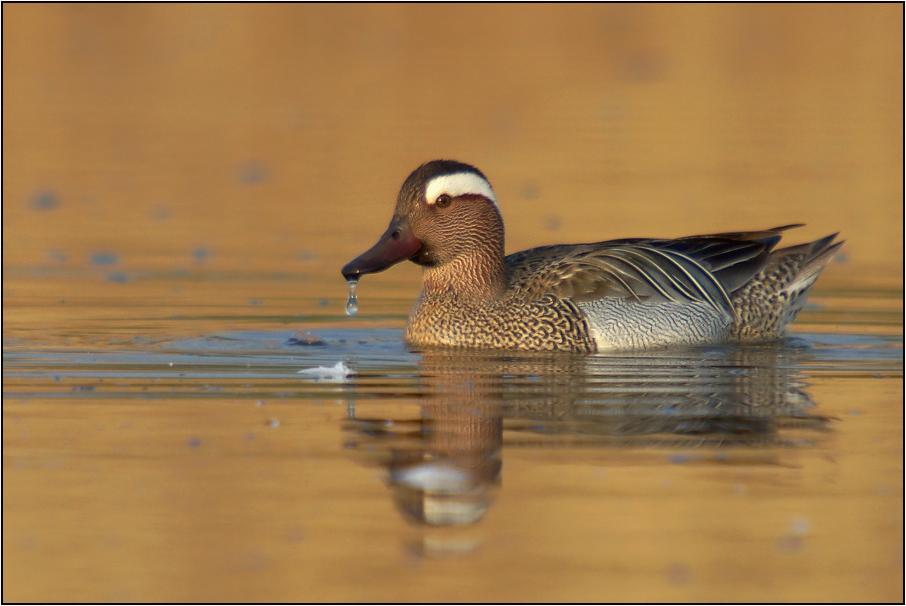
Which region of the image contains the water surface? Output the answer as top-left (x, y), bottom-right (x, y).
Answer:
top-left (3, 272), bottom-right (902, 602)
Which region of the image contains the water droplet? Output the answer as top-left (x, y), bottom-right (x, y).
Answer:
top-left (345, 279), bottom-right (359, 315)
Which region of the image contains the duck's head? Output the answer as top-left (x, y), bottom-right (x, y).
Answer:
top-left (341, 160), bottom-right (504, 283)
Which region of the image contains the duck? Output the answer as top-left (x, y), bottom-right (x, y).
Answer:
top-left (341, 160), bottom-right (842, 353)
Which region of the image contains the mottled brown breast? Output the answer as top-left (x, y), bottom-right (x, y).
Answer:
top-left (404, 291), bottom-right (596, 353)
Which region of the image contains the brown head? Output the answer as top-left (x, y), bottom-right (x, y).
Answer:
top-left (342, 160), bottom-right (507, 298)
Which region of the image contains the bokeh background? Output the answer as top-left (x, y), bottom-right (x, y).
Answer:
top-left (3, 3), bottom-right (903, 300)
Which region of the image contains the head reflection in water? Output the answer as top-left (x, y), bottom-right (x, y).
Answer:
top-left (346, 352), bottom-right (504, 527)
top-left (343, 344), bottom-right (829, 527)
top-left (386, 388), bottom-right (502, 526)
top-left (386, 378), bottom-right (502, 526)
top-left (390, 460), bottom-right (499, 526)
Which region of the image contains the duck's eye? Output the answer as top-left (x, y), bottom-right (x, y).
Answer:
top-left (435, 194), bottom-right (453, 208)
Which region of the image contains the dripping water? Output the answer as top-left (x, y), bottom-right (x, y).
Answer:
top-left (345, 278), bottom-right (359, 315)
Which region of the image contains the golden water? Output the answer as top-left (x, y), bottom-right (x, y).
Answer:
top-left (3, 4), bottom-right (903, 602)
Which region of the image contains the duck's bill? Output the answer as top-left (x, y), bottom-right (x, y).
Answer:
top-left (341, 218), bottom-right (423, 280)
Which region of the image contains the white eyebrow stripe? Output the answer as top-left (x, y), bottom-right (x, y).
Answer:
top-left (425, 172), bottom-right (499, 210)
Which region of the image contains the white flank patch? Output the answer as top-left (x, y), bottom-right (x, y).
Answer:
top-left (424, 172), bottom-right (499, 210)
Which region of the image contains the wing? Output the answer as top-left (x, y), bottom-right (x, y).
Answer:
top-left (505, 225), bottom-right (801, 318)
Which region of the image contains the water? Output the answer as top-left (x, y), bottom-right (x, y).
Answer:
top-left (3, 272), bottom-right (903, 602)
top-left (345, 278), bottom-right (359, 316)
top-left (4, 4), bottom-right (902, 602)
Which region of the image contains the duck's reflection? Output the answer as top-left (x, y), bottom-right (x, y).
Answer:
top-left (346, 357), bottom-right (504, 526)
top-left (344, 342), bottom-right (826, 527)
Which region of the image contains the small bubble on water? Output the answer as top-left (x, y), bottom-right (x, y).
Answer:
top-left (31, 190), bottom-right (59, 211)
top-left (91, 252), bottom-right (119, 266)
top-left (192, 247), bottom-right (210, 264)
top-left (789, 516), bottom-right (811, 536)
top-left (665, 562), bottom-right (692, 585)
top-left (345, 279), bottom-right (359, 315)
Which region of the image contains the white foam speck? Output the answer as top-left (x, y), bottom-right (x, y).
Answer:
top-left (297, 361), bottom-right (356, 383)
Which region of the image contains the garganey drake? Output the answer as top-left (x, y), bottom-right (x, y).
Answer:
top-left (342, 160), bottom-right (842, 352)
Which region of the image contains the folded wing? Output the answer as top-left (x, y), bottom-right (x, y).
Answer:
top-left (505, 225), bottom-right (803, 320)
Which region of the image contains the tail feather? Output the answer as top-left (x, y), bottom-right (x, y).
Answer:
top-left (766, 223), bottom-right (807, 233)
top-left (730, 232), bottom-right (841, 340)
top-left (779, 234), bottom-right (843, 295)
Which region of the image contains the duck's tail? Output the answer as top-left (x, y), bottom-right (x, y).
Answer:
top-left (730, 231), bottom-right (843, 340)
